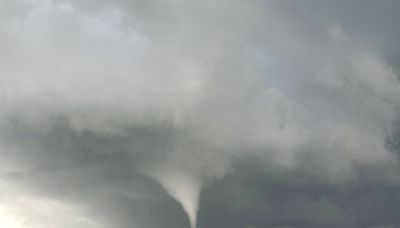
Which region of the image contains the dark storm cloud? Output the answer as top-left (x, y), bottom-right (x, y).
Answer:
top-left (1, 0), bottom-right (400, 227)
top-left (199, 167), bottom-right (400, 228)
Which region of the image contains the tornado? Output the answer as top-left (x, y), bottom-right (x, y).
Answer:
top-left (144, 167), bottom-right (202, 228)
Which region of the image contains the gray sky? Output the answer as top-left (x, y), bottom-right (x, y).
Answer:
top-left (1, 0), bottom-right (400, 227)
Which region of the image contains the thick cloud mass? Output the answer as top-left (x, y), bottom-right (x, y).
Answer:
top-left (1, 0), bottom-right (400, 227)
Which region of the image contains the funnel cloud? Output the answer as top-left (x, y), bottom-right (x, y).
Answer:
top-left (1, 0), bottom-right (400, 227)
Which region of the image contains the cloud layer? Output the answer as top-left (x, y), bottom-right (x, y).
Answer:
top-left (1, 0), bottom-right (400, 227)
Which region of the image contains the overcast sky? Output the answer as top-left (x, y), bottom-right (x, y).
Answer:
top-left (1, 0), bottom-right (400, 227)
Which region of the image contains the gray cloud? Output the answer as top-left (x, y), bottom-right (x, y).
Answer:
top-left (1, 0), bottom-right (400, 227)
